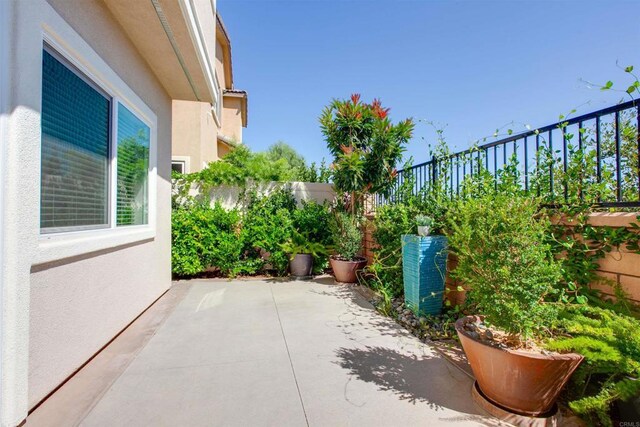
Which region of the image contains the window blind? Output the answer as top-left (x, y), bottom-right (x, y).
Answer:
top-left (41, 49), bottom-right (110, 231)
top-left (116, 103), bottom-right (149, 226)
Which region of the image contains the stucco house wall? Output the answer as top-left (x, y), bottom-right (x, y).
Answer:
top-left (1, 0), bottom-right (178, 422)
top-left (172, 14), bottom-right (246, 173)
top-left (172, 99), bottom-right (220, 172)
top-left (221, 96), bottom-right (244, 143)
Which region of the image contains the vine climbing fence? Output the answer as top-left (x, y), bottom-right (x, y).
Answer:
top-left (377, 100), bottom-right (640, 209)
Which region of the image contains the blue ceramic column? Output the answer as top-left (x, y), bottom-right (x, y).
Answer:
top-left (401, 234), bottom-right (448, 316)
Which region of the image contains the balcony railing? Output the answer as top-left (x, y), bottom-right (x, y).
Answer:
top-left (378, 100), bottom-right (640, 209)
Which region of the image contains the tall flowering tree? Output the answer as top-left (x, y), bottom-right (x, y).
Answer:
top-left (320, 94), bottom-right (414, 212)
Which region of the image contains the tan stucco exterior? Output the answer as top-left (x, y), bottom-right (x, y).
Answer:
top-left (172, 100), bottom-right (220, 171)
top-left (222, 94), bottom-right (245, 143)
top-left (172, 14), bottom-right (247, 173)
top-left (0, 0), bottom-right (218, 424)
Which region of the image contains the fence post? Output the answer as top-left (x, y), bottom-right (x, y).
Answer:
top-left (432, 155), bottom-right (437, 188)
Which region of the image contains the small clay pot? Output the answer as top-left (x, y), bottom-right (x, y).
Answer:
top-left (329, 256), bottom-right (367, 283)
top-left (289, 253), bottom-right (313, 278)
top-left (455, 316), bottom-right (583, 416)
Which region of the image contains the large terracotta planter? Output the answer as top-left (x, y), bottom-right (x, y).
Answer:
top-left (455, 316), bottom-right (583, 416)
top-left (330, 256), bottom-right (367, 283)
top-left (289, 253), bottom-right (313, 278)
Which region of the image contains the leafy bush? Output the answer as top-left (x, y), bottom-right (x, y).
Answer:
top-left (367, 203), bottom-right (420, 297)
top-left (172, 143), bottom-right (327, 209)
top-left (241, 188), bottom-right (297, 275)
top-left (446, 192), bottom-right (562, 341)
top-left (292, 201), bottom-right (332, 244)
top-left (546, 305), bottom-right (640, 426)
top-left (172, 204), bottom-right (242, 276)
top-left (330, 211), bottom-right (363, 261)
top-left (300, 159), bottom-right (332, 183)
top-left (172, 184), bottom-right (335, 278)
top-left (280, 230), bottom-right (328, 259)
top-left (293, 200), bottom-right (333, 272)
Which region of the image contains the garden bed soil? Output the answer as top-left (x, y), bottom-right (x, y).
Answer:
top-left (459, 316), bottom-right (555, 355)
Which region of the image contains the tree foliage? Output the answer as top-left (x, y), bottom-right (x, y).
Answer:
top-left (320, 94), bottom-right (414, 209)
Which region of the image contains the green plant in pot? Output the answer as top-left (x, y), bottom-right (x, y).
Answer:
top-left (329, 211), bottom-right (366, 283)
top-left (415, 214), bottom-right (433, 236)
top-left (447, 192), bottom-right (583, 417)
top-left (280, 230), bottom-right (327, 279)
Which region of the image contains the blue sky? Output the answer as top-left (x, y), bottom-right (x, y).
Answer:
top-left (218, 0), bottom-right (640, 166)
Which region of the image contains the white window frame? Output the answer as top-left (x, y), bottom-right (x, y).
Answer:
top-left (172, 156), bottom-right (191, 174)
top-left (36, 22), bottom-right (158, 265)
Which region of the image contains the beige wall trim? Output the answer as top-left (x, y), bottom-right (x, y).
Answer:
top-left (554, 211), bottom-right (640, 228)
top-left (150, 0), bottom-right (200, 101)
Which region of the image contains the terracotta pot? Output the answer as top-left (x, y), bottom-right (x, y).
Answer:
top-left (455, 316), bottom-right (583, 416)
top-left (330, 256), bottom-right (367, 283)
top-left (289, 253), bottom-right (313, 278)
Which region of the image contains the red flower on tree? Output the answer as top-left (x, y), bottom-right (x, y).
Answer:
top-left (340, 145), bottom-right (353, 155)
top-left (370, 98), bottom-right (390, 119)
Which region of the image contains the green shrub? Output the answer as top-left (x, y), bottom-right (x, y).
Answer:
top-left (293, 201), bottom-right (333, 272)
top-left (367, 203), bottom-right (420, 297)
top-left (546, 305), bottom-right (640, 426)
top-left (447, 192), bottom-right (562, 341)
top-left (330, 211), bottom-right (363, 261)
top-left (241, 188), bottom-right (297, 275)
top-left (171, 203), bottom-right (242, 276)
top-left (172, 185), bottom-right (335, 278)
top-left (280, 230), bottom-right (328, 259)
top-left (175, 143), bottom-right (319, 198)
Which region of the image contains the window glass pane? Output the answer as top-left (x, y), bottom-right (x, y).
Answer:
top-left (171, 161), bottom-right (184, 174)
top-left (117, 104), bottom-right (149, 226)
top-left (41, 48), bottom-right (110, 231)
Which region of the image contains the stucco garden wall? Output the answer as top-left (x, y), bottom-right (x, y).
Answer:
top-left (203, 182), bottom-right (335, 210)
top-left (585, 213), bottom-right (640, 304)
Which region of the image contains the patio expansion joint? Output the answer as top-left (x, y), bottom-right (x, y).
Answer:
top-left (269, 284), bottom-right (310, 427)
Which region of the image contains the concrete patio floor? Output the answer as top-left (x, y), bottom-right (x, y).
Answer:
top-left (28, 278), bottom-right (503, 427)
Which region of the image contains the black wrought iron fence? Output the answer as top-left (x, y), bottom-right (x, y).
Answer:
top-left (377, 100), bottom-right (640, 209)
